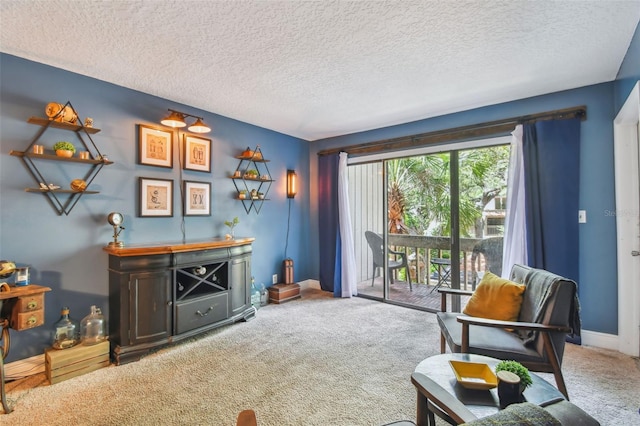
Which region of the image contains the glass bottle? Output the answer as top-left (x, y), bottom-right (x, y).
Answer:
top-left (259, 282), bottom-right (268, 306)
top-left (250, 277), bottom-right (260, 310)
top-left (80, 305), bottom-right (106, 345)
top-left (52, 307), bottom-right (80, 350)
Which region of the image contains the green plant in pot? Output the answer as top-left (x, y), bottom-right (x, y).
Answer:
top-left (495, 360), bottom-right (532, 391)
top-left (53, 141), bottom-right (76, 157)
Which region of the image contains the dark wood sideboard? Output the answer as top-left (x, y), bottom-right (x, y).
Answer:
top-left (104, 238), bottom-right (255, 365)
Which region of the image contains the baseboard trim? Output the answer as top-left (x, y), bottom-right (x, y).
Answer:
top-left (298, 279), bottom-right (321, 290)
top-left (581, 329), bottom-right (618, 351)
top-left (5, 353), bottom-right (45, 380)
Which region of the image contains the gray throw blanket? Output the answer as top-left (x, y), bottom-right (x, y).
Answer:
top-left (462, 402), bottom-right (561, 425)
top-left (518, 269), bottom-right (581, 346)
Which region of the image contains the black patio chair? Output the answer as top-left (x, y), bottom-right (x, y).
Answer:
top-left (470, 236), bottom-right (503, 289)
top-left (365, 231), bottom-right (412, 291)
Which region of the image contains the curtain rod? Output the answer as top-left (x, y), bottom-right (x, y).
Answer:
top-left (317, 105), bottom-right (586, 157)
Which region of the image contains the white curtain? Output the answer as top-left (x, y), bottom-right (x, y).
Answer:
top-left (338, 152), bottom-right (357, 297)
top-left (501, 125), bottom-right (528, 277)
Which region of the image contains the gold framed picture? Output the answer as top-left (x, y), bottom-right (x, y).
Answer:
top-left (139, 177), bottom-right (173, 217)
top-left (183, 134), bottom-right (211, 172)
top-left (139, 124), bottom-right (173, 168)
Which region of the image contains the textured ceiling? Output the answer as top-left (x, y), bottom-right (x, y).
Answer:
top-left (1, 1), bottom-right (639, 141)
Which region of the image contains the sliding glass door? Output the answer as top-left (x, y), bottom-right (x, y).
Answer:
top-left (350, 139), bottom-right (510, 311)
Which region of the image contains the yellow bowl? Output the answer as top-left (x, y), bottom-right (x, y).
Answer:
top-left (449, 360), bottom-right (498, 390)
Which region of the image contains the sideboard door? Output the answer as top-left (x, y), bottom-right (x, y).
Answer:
top-left (230, 254), bottom-right (251, 317)
top-left (128, 270), bottom-right (172, 345)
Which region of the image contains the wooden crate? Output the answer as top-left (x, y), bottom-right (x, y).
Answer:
top-left (268, 283), bottom-right (301, 304)
top-left (45, 340), bottom-right (110, 384)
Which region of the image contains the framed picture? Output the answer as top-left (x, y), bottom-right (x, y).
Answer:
top-left (139, 177), bottom-right (173, 217)
top-left (139, 124), bottom-right (173, 168)
top-left (184, 180), bottom-right (211, 216)
top-left (183, 134), bottom-right (211, 172)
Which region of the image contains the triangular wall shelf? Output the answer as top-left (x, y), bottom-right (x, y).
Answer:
top-left (9, 101), bottom-right (113, 215)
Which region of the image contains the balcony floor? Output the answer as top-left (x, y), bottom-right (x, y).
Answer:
top-left (357, 277), bottom-right (471, 311)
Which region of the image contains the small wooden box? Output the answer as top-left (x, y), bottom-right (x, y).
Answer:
top-left (45, 341), bottom-right (110, 384)
top-left (268, 283), bottom-right (301, 304)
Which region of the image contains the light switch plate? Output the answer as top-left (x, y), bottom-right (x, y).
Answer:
top-left (578, 210), bottom-right (587, 223)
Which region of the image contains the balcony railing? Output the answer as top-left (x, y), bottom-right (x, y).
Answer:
top-left (385, 234), bottom-right (486, 291)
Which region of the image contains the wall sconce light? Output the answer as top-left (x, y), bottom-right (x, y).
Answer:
top-left (160, 109), bottom-right (211, 133)
top-left (287, 169), bottom-right (297, 199)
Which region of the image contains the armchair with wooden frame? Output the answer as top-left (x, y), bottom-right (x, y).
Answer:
top-left (436, 264), bottom-right (579, 399)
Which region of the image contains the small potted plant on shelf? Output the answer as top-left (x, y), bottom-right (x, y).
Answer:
top-left (244, 169), bottom-right (259, 179)
top-left (53, 141), bottom-right (76, 158)
top-left (238, 190), bottom-right (247, 199)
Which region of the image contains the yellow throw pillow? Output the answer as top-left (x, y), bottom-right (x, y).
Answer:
top-left (463, 272), bottom-right (526, 321)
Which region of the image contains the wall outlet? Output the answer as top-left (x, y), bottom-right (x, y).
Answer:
top-left (272, 274), bottom-right (278, 284)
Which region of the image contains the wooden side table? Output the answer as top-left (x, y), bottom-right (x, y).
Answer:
top-left (0, 284), bottom-right (51, 414)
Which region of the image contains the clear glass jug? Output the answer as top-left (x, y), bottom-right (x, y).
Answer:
top-left (80, 305), bottom-right (106, 345)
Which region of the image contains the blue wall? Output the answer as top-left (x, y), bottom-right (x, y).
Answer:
top-left (0, 54), bottom-right (310, 362)
top-left (310, 81), bottom-right (634, 338)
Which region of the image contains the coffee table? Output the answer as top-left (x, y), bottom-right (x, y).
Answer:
top-left (413, 353), bottom-right (565, 425)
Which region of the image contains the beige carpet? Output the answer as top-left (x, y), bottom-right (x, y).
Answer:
top-left (4, 287), bottom-right (640, 425)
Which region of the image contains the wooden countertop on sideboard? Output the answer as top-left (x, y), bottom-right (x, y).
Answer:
top-left (102, 237), bottom-right (255, 257)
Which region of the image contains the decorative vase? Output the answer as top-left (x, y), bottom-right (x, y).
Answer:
top-left (497, 371), bottom-right (523, 408)
top-left (56, 149), bottom-right (74, 158)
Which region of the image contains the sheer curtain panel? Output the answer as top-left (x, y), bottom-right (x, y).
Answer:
top-left (338, 152), bottom-right (357, 297)
top-left (501, 124), bottom-right (528, 276)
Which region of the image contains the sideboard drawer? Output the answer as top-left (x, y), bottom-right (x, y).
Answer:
top-left (175, 292), bottom-right (229, 335)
